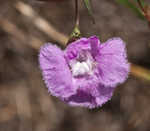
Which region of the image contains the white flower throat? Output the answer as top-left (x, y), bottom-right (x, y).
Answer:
top-left (72, 59), bottom-right (93, 76)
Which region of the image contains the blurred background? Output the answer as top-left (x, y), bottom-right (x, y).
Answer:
top-left (0, 0), bottom-right (150, 131)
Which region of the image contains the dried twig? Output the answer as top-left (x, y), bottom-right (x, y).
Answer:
top-left (0, 17), bottom-right (44, 49)
top-left (14, 1), bottom-right (68, 46)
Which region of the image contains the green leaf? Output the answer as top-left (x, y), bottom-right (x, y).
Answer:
top-left (116, 0), bottom-right (145, 20)
top-left (83, 0), bottom-right (95, 23)
top-left (134, 0), bottom-right (145, 7)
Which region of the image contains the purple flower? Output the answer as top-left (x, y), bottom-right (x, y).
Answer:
top-left (39, 36), bottom-right (130, 108)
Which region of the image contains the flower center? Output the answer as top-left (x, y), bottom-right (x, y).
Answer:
top-left (71, 59), bottom-right (93, 77)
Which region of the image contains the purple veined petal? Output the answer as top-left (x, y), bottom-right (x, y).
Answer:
top-left (65, 38), bottom-right (90, 61)
top-left (96, 38), bottom-right (130, 87)
top-left (64, 90), bottom-right (96, 108)
top-left (39, 43), bottom-right (77, 98)
top-left (64, 83), bottom-right (115, 109)
top-left (65, 71), bottom-right (115, 108)
top-left (88, 35), bottom-right (101, 58)
top-left (94, 85), bottom-right (114, 106)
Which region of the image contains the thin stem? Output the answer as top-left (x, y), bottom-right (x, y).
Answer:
top-left (67, 0), bottom-right (81, 44)
top-left (75, 0), bottom-right (79, 27)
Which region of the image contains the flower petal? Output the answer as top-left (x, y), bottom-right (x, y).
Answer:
top-left (64, 90), bottom-right (96, 108)
top-left (96, 38), bottom-right (130, 87)
top-left (65, 84), bottom-right (115, 108)
top-left (65, 38), bottom-right (90, 61)
top-left (65, 71), bottom-right (115, 108)
top-left (39, 43), bottom-right (76, 98)
top-left (94, 85), bottom-right (114, 106)
top-left (88, 36), bottom-right (101, 58)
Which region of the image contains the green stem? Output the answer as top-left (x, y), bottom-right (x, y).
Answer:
top-left (67, 0), bottom-right (81, 44)
top-left (75, 0), bottom-right (79, 27)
